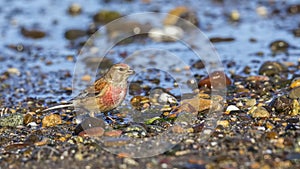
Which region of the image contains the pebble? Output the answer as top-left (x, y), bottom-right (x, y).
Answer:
top-left (230, 10), bottom-right (240, 21)
top-left (78, 127), bottom-right (104, 137)
top-left (74, 117), bottom-right (105, 135)
top-left (93, 10), bottom-right (121, 24)
top-left (225, 105), bottom-right (240, 114)
top-left (64, 29), bottom-right (86, 40)
top-left (292, 28), bottom-right (300, 37)
top-left (269, 96), bottom-right (293, 114)
top-left (7, 68), bottom-right (20, 76)
top-left (81, 74), bottom-right (91, 82)
top-left (192, 60), bottom-right (205, 69)
top-left (42, 114), bottom-right (62, 127)
top-left (23, 113), bottom-right (34, 125)
top-left (245, 99), bottom-right (257, 107)
top-left (258, 61), bottom-right (287, 76)
top-left (287, 4), bottom-right (300, 14)
top-left (0, 114), bottom-right (24, 127)
top-left (217, 120), bottom-right (230, 128)
top-left (269, 40), bottom-right (289, 53)
top-left (198, 71), bottom-right (231, 89)
top-left (289, 87), bottom-right (300, 99)
top-left (68, 3), bottom-right (82, 16)
top-left (104, 130), bottom-right (122, 137)
top-left (246, 75), bottom-right (269, 82)
top-left (256, 6), bottom-right (268, 17)
top-left (20, 27), bottom-right (46, 39)
top-left (164, 6), bottom-right (199, 27)
top-left (248, 106), bottom-right (270, 118)
top-left (290, 77), bottom-right (300, 89)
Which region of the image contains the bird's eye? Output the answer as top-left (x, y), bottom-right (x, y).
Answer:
top-left (118, 67), bottom-right (125, 71)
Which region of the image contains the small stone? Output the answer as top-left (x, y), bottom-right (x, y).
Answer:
top-left (64, 29), bottom-right (86, 40)
top-left (68, 3), bottom-right (82, 16)
top-left (192, 60), bottom-right (205, 69)
top-left (248, 106), bottom-right (270, 118)
top-left (74, 117), bottom-right (105, 135)
top-left (20, 27), bottom-right (46, 39)
top-left (245, 99), bottom-right (257, 107)
top-left (42, 114), bottom-right (62, 127)
top-left (290, 77), bottom-right (300, 89)
top-left (269, 40), bottom-right (289, 53)
top-left (104, 130), bottom-right (122, 137)
top-left (198, 71), bottom-right (231, 89)
top-left (258, 61), bottom-right (287, 76)
top-left (225, 105), bottom-right (240, 114)
top-left (217, 120), bottom-right (229, 127)
top-left (164, 6), bottom-right (199, 27)
top-left (289, 87), bottom-right (300, 99)
top-left (78, 127), bottom-right (104, 137)
top-left (292, 28), bottom-right (300, 37)
top-left (269, 96), bottom-right (293, 114)
top-left (81, 74), bottom-right (91, 82)
top-left (287, 4), bottom-right (300, 14)
top-left (256, 6), bottom-right (268, 17)
top-left (246, 75), bottom-right (269, 82)
top-left (23, 113), bottom-right (34, 125)
top-left (230, 10), bottom-right (240, 21)
top-left (7, 68), bottom-right (20, 76)
top-left (93, 10), bottom-right (121, 24)
top-left (0, 114), bottom-right (24, 127)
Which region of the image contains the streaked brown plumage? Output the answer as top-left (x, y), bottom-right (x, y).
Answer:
top-left (43, 63), bottom-right (134, 114)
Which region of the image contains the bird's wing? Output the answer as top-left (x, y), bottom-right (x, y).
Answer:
top-left (73, 79), bottom-right (109, 100)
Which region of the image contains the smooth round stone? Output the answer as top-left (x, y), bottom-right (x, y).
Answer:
top-left (290, 77), bottom-right (300, 89)
top-left (64, 29), bottom-right (86, 40)
top-left (74, 117), bottom-right (105, 135)
top-left (78, 127), bottom-right (104, 137)
top-left (269, 40), bottom-right (289, 52)
top-left (248, 106), bottom-right (270, 118)
top-left (258, 61), bottom-right (287, 76)
top-left (269, 96), bottom-right (293, 114)
top-left (289, 86), bottom-right (300, 99)
top-left (198, 71), bottom-right (231, 89)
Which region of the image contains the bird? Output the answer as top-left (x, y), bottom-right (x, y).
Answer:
top-left (43, 63), bottom-right (134, 115)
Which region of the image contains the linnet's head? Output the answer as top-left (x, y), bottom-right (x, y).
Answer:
top-left (105, 63), bottom-right (134, 83)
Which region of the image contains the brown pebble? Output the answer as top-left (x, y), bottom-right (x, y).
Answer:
top-left (246, 75), bottom-right (269, 82)
top-left (104, 130), bottom-right (122, 137)
top-left (81, 75), bottom-right (91, 82)
top-left (42, 114), bottom-right (62, 127)
top-left (21, 27), bottom-right (46, 39)
top-left (78, 127), bottom-right (104, 137)
top-left (198, 71), bottom-right (231, 89)
top-left (23, 113), bottom-right (34, 125)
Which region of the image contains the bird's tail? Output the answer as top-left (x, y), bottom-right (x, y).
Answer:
top-left (43, 103), bottom-right (74, 112)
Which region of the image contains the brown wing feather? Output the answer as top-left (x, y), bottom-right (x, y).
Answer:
top-left (73, 78), bottom-right (109, 100)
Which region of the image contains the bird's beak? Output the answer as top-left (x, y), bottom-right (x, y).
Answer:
top-left (127, 68), bottom-right (135, 75)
